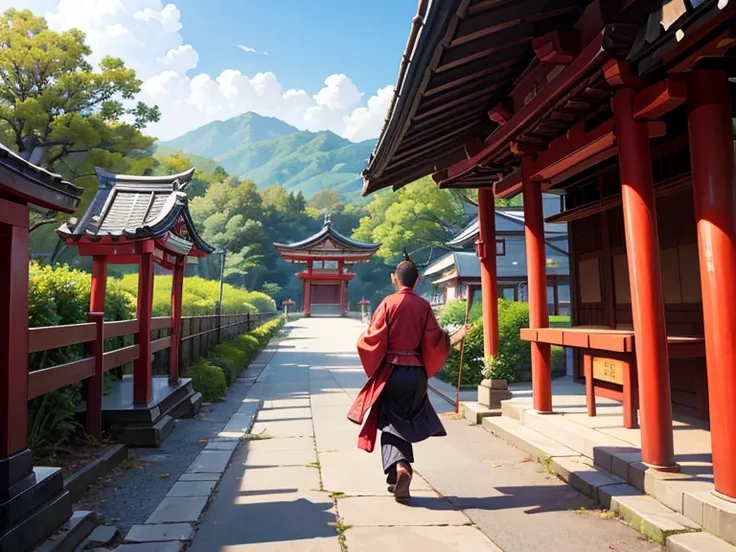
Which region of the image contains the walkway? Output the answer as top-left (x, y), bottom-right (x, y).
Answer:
top-left (189, 317), bottom-right (662, 552)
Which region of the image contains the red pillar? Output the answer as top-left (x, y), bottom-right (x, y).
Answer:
top-left (170, 257), bottom-right (185, 384)
top-left (86, 256), bottom-right (107, 437)
top-left (0, 202), bottom-right (33, 492)
top-left (477, 188), bottom-right (499, 358)
top-left (686, 70), bottom-right (736, 496)
top-left (522, 157), bottom-right (552, 412)
top-left (339, 280), bottom-right (347, 317)
top-left (304, 279), bottom-right (311, 317)
top-left (613, 87), bottom-right (675, 469)
top-left (134, 252), bottom-right (154, 404)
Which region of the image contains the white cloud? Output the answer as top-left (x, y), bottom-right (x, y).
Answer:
top-left (234, 44), bottom-right (269, 56)
top-left (7, 0), bottom-right (393, 142)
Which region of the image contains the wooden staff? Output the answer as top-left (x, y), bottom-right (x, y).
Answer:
top-left (454, 284), bottom-right (479, 413)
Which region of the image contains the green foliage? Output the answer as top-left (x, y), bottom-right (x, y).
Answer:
top-left (0, 9), bottom-right (159, 235)
top-left (188, 317), bottom-right (285, 400)
top-left (550, 315), bottom-right (571, 328)
top-left (437, 300), bottom-right (567, 386)
top-left (116, 273), bottom-right (270, 316)
top-left (209, 343), bottom-right (247, 384)
top-left (187, 359), bottom-right (227, 402)
top-left (438, 300), bottom-right (483, 326)
top-left (353, 177), bottom-right (467, 263)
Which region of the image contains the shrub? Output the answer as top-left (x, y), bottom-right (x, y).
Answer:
top-left (209, 343), bottom-right (247, 384)
top-left (437, 300), bottom-right (567, 386)
top-left (188, 359), bottom-right (227, 402)
top-left (438, 300), bottom-right (483, 327)
top-left (243, 291), bottom-right (276, 314)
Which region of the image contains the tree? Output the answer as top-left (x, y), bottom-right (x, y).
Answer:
top-left (307, 189), bottom-right (345, 214)
top-left (353, 177), bottom-right (467, 263)
top-left (153, 152), bottom-right (227, 198)
top-left (0, 9), bottom-right (160, 231)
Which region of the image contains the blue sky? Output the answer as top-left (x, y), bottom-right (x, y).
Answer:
top-left (175, 0), bottom-right (417, 96)
top-left (8, 0), bottom-right (417, 140)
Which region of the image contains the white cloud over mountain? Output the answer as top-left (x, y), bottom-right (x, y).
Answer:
top-left (3, 0), bottom-right (392, 142)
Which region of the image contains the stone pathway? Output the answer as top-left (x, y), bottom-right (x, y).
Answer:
top-left (180, 317), bottom-right (663, 551)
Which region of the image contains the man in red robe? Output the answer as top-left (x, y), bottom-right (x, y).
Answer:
top-left (347, 252), bottom-right (467, 502)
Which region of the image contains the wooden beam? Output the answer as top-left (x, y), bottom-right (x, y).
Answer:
top-left (464, 138), bottom-right (484, 158)
top-left (488, 99), bottom-right (514, 125)
top-left (602, 59), bottom-right (647, 89)
top-left (633, 78), bottom-right (687, 121)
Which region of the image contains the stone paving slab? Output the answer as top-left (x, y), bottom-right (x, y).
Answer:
top-left (114, 543), bottom-right (183, 552)
top-left (256, 407), bottom-right (313, 421)
top-left (166, 480), bottom-right (217, 497)
top-left (243, 436), bottom-right (316, 452)
top-left (261, 398), bottom-right (312, 409)
top-left (125, 523), bottom-right (195, 543)
top-left (184, 450), bottom-right (232, 474)
top-left (146, 496), bottom-right (209, 523)
top-left (177, 473), bottom-right (221, 482)
top-left (240, 465), bottom-right (322, 492)
top-left (204, 440), bottom-right (238, 451)
top-left (242, 447), bottom-right (317, 468)
top-left (320, 450), bottom-right (433, 496)
top-left (345, 526), bottom-right (504, 551)
top-left (337, 495), bottom-right (468, 527)
top-left (250, 418), bottom-right (315, 438)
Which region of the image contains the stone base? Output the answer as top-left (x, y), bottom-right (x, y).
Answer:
top-left (0, 466), bottom-right (72, 552)
top-left (77, 377), bottom-right (201, 447)
top-left (460, 401), bottom-right (501, 424)
top-left (477, 379), bottom-right (512, 409)
top-left (35, 510), bottom-right (101, 552)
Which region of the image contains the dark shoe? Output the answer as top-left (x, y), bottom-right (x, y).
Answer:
top-left (387, 484), bottom-right (395, 493)
top-left (394, 461), bottom-right (412, 502)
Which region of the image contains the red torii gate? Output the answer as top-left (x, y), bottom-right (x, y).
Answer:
top-left (0, 145), bottom-right (83, 551)
top-left (57, 168), bottom-right (214, 405)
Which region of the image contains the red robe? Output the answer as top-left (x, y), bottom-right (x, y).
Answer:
top-left (347, 287), bottom-right (450, 452)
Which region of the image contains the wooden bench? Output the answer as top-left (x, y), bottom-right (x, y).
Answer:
top-left (520, 326), bottom-right (705, 429)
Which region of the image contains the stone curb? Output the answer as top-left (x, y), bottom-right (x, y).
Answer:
top-left (64, 443), bottom-right (129, 504)
top-left (120, 338), bottom-right (279, 550)
top-left (481, 416), bottom-right (711, 548)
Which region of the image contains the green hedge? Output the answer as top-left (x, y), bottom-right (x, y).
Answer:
top-left (437, 299), bottom-right (566, 387)
top-left (26, 262), bottom-right (277, 460)
top-left (186, 317), bottom-right (285, 401)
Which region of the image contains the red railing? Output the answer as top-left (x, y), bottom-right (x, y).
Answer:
top-left (27, 312), bottom-right (277, 435)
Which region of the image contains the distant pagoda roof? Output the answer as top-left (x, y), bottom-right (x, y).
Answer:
top-left (446, 209), bottom-right (567, 249)
top-left (58, 167), bottom-right (214, 259)
top-left (0, 144), bottom-right (82, 213)
top-left (274, 213), bottom-right (379, 263)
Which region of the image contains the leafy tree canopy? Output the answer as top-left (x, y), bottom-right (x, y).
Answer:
top-left (0, 8), bottom-right (160, 231)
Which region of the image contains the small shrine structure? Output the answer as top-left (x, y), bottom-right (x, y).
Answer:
top-left (57, 168), bottom-right (214, 437)
top-left (0, 145), bottom-right (83, 550)
top-left (273, 214), bottom-right (379, 317)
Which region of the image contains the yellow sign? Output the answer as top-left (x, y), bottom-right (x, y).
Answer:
top-left (592, 357), bottom-right (625, 385)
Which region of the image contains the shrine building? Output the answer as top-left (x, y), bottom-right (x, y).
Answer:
top-left (361, 0), bottom-right (736, 530)
top-left (274, 214), bottom-right (379, 317)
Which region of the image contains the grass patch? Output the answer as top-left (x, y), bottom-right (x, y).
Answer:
top-left (331, 518), bottom-right (352, 552)
top-left (120, 456), bottom-right (138, 470)
top-left (242, 430), bottom-right (272, 440)
top-left (537, 455), bottom-right (554, 474)
top-left (449, 405), bottom-right (466, 420)
top-left (307, 461), bottom-right (321, 469)
top-left (329, 491), bottom-right (346, 499)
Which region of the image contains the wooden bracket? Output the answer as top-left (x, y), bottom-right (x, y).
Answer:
top-left (632, 78), bottom-right (687, 121)
top-left (488, 99), bottom-right (514, 126)
top-left (533, 29), bottom-right (581, 65)
top-left (603, 60), bottom-right (647, 89)
top-left (510, 141), bottom-right (544, 157)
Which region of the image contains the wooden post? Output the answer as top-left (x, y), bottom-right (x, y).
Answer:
top-left (613, 87), bottom-right (675, 469)
top-left (477, 188), bottom-right (499, 357)
top-left (0, 203), bottom-right (33, 494)
top-left (85, 312), bottom-right (105, 437)
top-left (522, 157), bottom-right (552, 413)
top-left (170, 257), bottom-right (185, 384)
top-left (90, 256), bottom-right (108, 313)
top-left (340, 280), bottom-right (347, 317)
top-left (134, 252), bottom-right (154, 404)
top-left (304, 280), bottom-right (312, 317)
top-left (686, 69), bottom-right (736, 496)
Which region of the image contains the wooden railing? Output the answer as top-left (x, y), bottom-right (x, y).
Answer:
top-left (27, 311), bottom-right (277, 435)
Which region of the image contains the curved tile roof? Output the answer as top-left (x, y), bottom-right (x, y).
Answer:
top-left (273, 214), bottom-right (379, 253)
top-left (0, 143), bottom-right (82, 213)
top-left (57, 167), bottom-right (213, 255)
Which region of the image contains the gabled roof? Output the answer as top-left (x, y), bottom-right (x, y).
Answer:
top-left (57, 167), bottom-right (213, 255)
top-left (447, 207), bottom-right (567, 248)
top-left (0, 144), bottom-right (82, 213)
top-left (273, 214), bottom-right (380, 254)
top-left (424, 252), bottom-right (481, 280)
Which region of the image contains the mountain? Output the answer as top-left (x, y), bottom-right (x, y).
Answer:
top-left (157, 112), bottom-right (376, 197)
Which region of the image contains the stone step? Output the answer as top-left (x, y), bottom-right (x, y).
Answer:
top-left (167, 389), bottom-right (202, 420)
top-left (500, 398), bottom-right (529, 421)
top-left (668, 531), bottom-right (736, 552)
top-left (0, 490), bottom-right (72, 552)
top-left (460, 401), bottom-right (500, 425)
top-left (35, 510), bottom-right (100, 552)
top-left (609, 493), bottom-right (700, 545)
top-left (481, 415), bottom-right (579, 460)
top-left (116, 415), bottom-right (175, 448)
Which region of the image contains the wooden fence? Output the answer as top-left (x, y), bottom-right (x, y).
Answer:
top-left (28, 311), bottom-right (277, 435)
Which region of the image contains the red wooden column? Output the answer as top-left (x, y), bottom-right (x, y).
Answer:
top-left (521, 157), bottom-right (552, 413)
top-left (134, 252), bottom-right (154, 404)
top-left (686, 69), bottom-right (736, 496)
top-left (90, 256), bottom-right (108, 312)
top-left (169, 257), bottom-right (186, 384)
top-left (86, 256), bottom-right (107, 437)
top-left (0, 200), bottom-right (33, 493)
top-left (304, 279), bottom-right (312, 317)
top-left (613, 87), bottom-right (675, 469)
top-left (339, 280), bottom-right (347, 317)
top-left (477, 188), bottom-right (499, 358)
